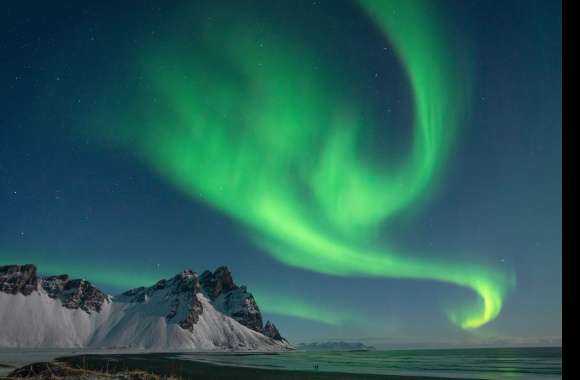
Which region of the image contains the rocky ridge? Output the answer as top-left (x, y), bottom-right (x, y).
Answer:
top-left (119, 266), bottom-right (286, 342)
top-left (0, 264), bottom-right (108, 313)
top-left (0, 264), bottom-right (287, 347)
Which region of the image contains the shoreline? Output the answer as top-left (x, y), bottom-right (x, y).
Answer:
top-left (0, 353), bottom-right (474, 380)
top-left (57, 353), bottom-right (474, 380)
top-left (0, 347), bottom-right (561, 380)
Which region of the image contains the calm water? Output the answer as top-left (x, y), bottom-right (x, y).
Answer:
top-left (175, 347), bottom-right (561, 380)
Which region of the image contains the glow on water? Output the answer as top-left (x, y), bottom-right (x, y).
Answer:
top-left (175, 347), bottom-right (562, 380)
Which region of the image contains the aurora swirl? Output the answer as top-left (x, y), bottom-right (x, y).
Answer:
top-left (95, 0), bottom-right (515, 329)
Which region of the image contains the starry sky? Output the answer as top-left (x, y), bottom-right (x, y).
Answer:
top-left (0, 0), bottom-right (561, 347)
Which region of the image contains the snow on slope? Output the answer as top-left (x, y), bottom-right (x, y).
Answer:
top-left (0, 290), bottom-right (288, 351)
top-left (0, 292), bottom-right (111, 348)
top-left (0, 265), bottom-right (290, 351)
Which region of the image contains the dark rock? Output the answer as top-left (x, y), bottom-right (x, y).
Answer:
top-left (222, 290), bottom-right (264, 333)
top-left (166, 271), bottom-right (204, 331)
top-left (8, 361), bottom-right (91, 378)
top-left (213, 266), bottom-right (236, 294)
top-left (41, 274), bottom-right (69, 298)
top-left (152, 278), bottom-right (167, 290)
top-left (199, 266), bottom-right (264, 333)
top-left (9, 361), bottom-right (165, 379)
top-left (0, 264), bottom-right (107, 313)
top-left (0, 264), bottom-right (39, 295)
top-left (178, 294), bottom-right (204, 331)
top-left (119, 269), bottom-right (204, 331)
top-left (60, 279), bottom-right (108, 313)
top-left (166, 297), bottom-right (180, 321)
top-left (1, 263), bottom-right (284, 341)
top-left (121, 271), bottom-right (200, 305)
top-left (263, 320), bottom-right (285, 342)
top-left (171, 270), bottom-right (201, 295)
top-left (200, 266), bottom-right (236, 300)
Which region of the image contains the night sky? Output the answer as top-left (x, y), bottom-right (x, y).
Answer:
top-left (1, 0), bottom-right (561, 347)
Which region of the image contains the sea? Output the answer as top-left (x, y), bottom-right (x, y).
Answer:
top-left (175, 346), bottom-right (561, 380)
top-left (0, 346), bottom-right (562, 380)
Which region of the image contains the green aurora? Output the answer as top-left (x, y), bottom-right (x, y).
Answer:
top-left (89, 0), bottom-right (515, 329)
top-left (0, 250), bottom-right (348, 327)
top-left (253, 290), bottom-right (355, 326)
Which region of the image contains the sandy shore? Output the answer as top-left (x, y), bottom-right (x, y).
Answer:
top-left (0, 351), bottom-right (483, 380)
top-left (55, 353), bottom-right (474, 380)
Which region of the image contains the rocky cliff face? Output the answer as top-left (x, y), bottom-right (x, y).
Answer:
top-left (263, 320), bottom-right (286, 342)
top-left (0, 264), bottom-right (39, 295)
top-left (59, 279), bottom-right (108, 313)
top-left (199, 266), bottom-right (265, 335)
top-left (121, 269), bottom-right (204, 332)
top-left (0, 265), bottom-right (108, 313)
top-left (0, 263), bottom-right (288, 349)
top-left (200, 266), bottom-right (236, 299)
top-left (121, 265), bottom-right (287, 342)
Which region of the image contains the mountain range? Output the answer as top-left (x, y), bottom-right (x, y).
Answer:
top-left (0, 264), bottom-right (290, 351)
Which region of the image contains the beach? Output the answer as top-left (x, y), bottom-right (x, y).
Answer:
top-left (46, 353), bottom-right (471, 380)
top-left (0, 347), bottom-right (561, 380)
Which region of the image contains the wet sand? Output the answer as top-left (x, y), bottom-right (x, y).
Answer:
top-left (57, 353), bottom-right (476, 380)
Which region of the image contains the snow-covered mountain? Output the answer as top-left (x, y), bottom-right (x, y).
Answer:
top-left (0, 264), bottom-right (290, 351)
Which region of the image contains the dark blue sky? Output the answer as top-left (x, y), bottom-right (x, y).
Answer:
top-left (0, 0), bottom-right (561, 346)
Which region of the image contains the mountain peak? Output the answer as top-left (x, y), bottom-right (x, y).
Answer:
top-left (0, 263), bottom-right (291, 351)
top-left (0, 264), bottom-right (289, 350)
top-left (198, 266), bottom-right (266, 334)
top-left (264, 320), bottom-right (286, 342)
top-left (117, 266), bottom-right (284, 339)
top-left (200, 266), bottom-right (237, 300)
top-left (0, 264), bottom-right (108, 313)
top-left (0, 264), bottom-right (39, 296)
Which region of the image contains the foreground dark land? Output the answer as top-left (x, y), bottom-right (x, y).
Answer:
top-left (4, 353), bottom-right (477, 380)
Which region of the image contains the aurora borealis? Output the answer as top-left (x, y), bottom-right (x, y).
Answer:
top-left (96, 0), bottom-right (510, 329)
top-left (1, 0), bottom-right (561, 345)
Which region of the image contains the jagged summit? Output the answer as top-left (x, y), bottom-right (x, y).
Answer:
top-left (120, 269), bottom-right (201, 302)
top-left (119, 265), bottom-right (285, 342)
top-left (264, 320), bottom-right (287, 343)
top-left (0, 264), bottom-right (291, 350)
top-left (118, 269), bottom-right (205, 332)
top-left (198, 266), bottom-right (265, 335)
top-left (0, 264), bottom-right (108, 313)
top-left (200, 266), bottom-right (236, 299)
top-left (0, 264), bottom-right (38, 295)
